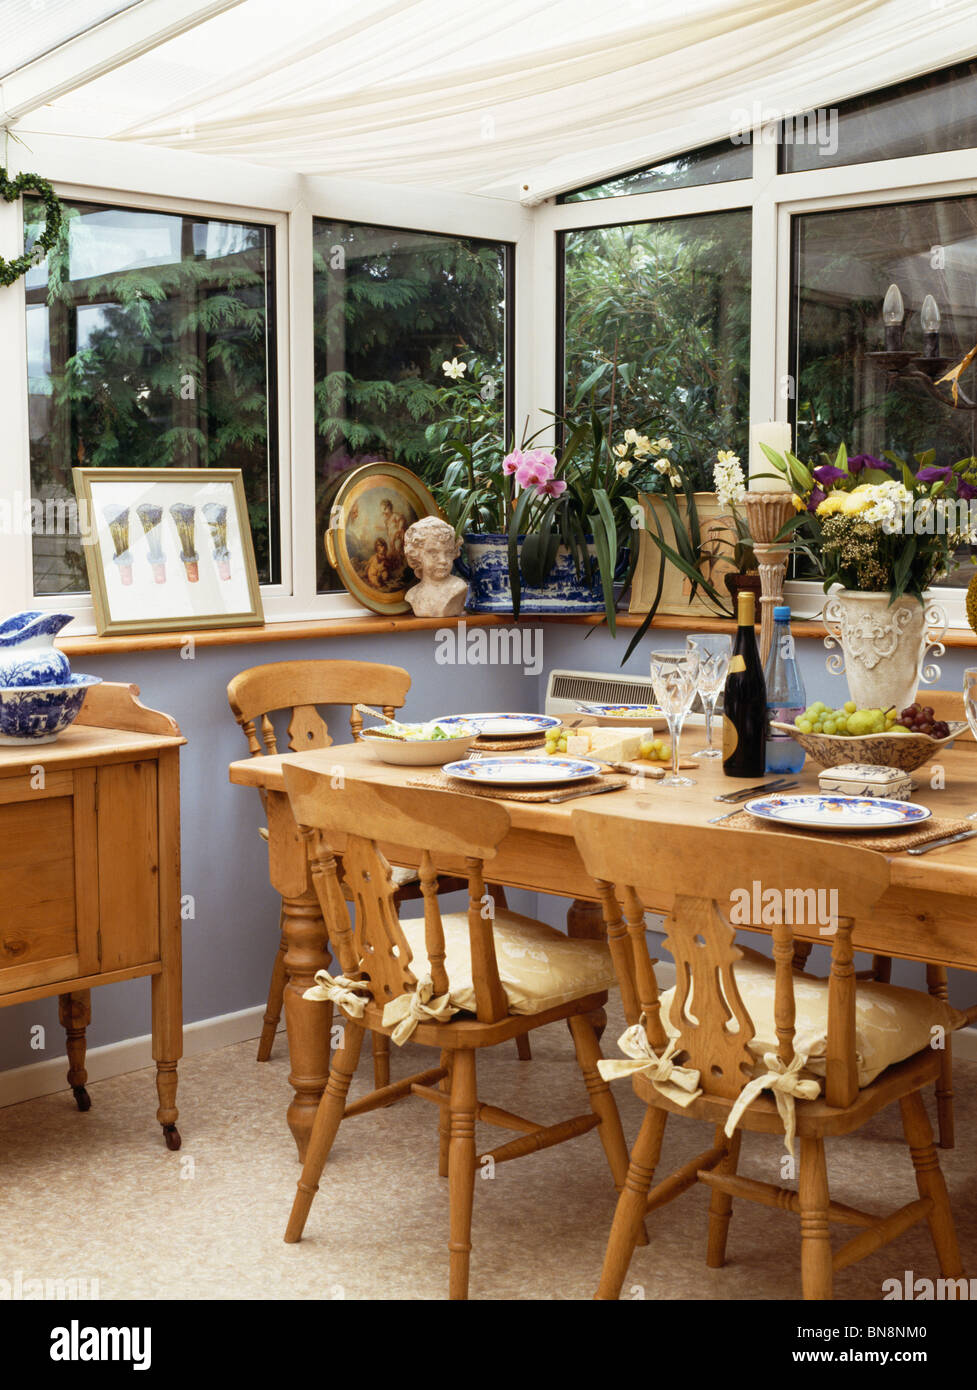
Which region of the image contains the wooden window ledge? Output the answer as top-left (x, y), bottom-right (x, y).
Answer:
top-left (56, 609), bottom-right (977, 656)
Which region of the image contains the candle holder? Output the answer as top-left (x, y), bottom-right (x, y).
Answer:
top-left (744, 492), bottom-right (796, 665)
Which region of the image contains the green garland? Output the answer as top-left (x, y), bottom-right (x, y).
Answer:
top-left (0, 168), bottom-right (63, 288)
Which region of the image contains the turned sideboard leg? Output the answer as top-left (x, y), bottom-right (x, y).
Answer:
top-left (152, 968), bottom-right (183, 1151)
top-left (566, 898), bottom-right (607, 1040)
top-left (58, 990), bottom-right (92, 1112)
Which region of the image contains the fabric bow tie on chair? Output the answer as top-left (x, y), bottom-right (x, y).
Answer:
top-left (597, 1018), bottom-right (702, 1107)
top-left (725, 1051), bottom-right (821, 1156)
top-left (303, 970), bottom-right (373, 1017)
top-left (382, 977), bottom-right (457, 1045)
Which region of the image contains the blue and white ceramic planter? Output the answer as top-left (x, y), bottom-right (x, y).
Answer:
top-left (0, 611), bottom-right (74, 686)
top-left (461, 533), bottom-right (619, 615)
top-left (0, 674), bottom-right (102, 745)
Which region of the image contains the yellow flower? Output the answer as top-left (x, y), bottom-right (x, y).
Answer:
top-left (791, 493), bottom-right (804, 512)
top-left (815, 495), bottom-right (847, 517)
top-left (615, 460), bottom-right (633, 478)
top-left (716, 448), bottom-right (740, 465)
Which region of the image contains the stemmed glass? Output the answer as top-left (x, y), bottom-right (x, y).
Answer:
top-left (686, 633), bottom-right (732, 759)
top-left (964, 669), bottom-right (977, 818)
top-left (649, 647), bottom-right (700, 787)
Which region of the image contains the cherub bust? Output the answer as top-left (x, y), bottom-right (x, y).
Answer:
top-left (403, 516), bottom-right (468, 617)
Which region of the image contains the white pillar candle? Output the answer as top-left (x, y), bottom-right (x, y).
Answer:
top-left (748, 422), bottom-right (793, 492)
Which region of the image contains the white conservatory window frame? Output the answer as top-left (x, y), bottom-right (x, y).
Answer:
top-left (537, 126), bottom-right (977, 629)
top-left (0, 136), bottom-right (531, 630)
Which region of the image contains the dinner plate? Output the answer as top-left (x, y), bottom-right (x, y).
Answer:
top-left (442, 755), bottom-right (600, 786)
top-left (435, 712), bottom-right (561, 737)
top-left (574, 701), bottom-right (668, 729)
top-left (743, 793), bottom-right (931, 831)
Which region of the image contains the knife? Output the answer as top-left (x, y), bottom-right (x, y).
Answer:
top-left (907, 828), bottom-right (977, 856)
top-left (547, 781), bottom-right (628, 803)
top-left (713, 779), bottom-right (797, 804)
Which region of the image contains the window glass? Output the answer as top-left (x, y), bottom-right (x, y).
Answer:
top-left (562, 210), bottom-right (751, 483)
top-left (781, 60), bottom-right (977, 173)
top-left (25, 198), bottom-right (278, 594)
top-left (791, 195), bottom-right (977, 586)
top-left (560, 137), bottom-right (751, 202)
top-left (312, 219), bottom-right (509, 593)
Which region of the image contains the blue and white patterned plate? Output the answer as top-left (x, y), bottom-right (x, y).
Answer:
top-left (435, 712), bottom-right (561, 737)
top-left (443, 755), bottom-right (600, 786)
top-left (744, 793), bottom-right (931, 832)
top-left (575, 702), bottom-right (664, 718)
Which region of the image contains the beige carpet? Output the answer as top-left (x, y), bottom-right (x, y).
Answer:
top-left (1, 1004), bottom-right (974, 1301)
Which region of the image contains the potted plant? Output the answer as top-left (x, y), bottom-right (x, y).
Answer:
top-left (759, 441), bottom-right (977, 710)
top-left (428, 362), bottom-right (666, 630)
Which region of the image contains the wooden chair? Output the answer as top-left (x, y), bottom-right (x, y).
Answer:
top-left (571, 809), bottom-right (963, 1301)
top-left (279, 769), bottom-right (631, 1300)
top-left (227, 659), bottom-right (473, 1077)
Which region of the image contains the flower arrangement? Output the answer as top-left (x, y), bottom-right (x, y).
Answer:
top-left (759, 442), bottom-right (977, 601)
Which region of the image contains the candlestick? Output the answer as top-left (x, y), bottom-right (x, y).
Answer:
top-left (748, 421), bottom-right (792, 492)
top-left (743, 490), bottom-right (796, 664)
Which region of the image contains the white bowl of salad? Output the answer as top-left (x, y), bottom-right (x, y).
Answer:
top-left (360, 719), bottom-right (477, 766)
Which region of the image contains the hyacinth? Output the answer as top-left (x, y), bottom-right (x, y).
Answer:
top-left (713, 449), bottom-right (746, 509)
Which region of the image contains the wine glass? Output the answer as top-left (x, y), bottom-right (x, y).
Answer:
top-left (649, 647), bottom-right (700, 787)
top-left (686, 633), bottom-right (732, 759)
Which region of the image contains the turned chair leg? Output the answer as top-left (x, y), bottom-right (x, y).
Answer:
top-left (257, 911), bottom-right (288, 1062)
top-left (900, 1089), bottom-right (963, 1280)
top-left (798, 1136), bottom-right (833, 1300)
top-left (447, 1049), bottom-right (478, 1301)
top-left (706, 1127), bottom-right (741, 1268)
top-left (568, 1014), bottom-right (630, 1192)
top-left (438, 1049), bottom-right (453, 1177)
top-left (595, 1108), bottom-right (667, 1300)
top-left (58, 990), bottom-right (92, 1111)
top-left (926, 965), bottom-right (955, 1149)
top-left (285, 1021), bottom-right (364, 1244)
top-left (372, 1032), bottom-right (391, 1090)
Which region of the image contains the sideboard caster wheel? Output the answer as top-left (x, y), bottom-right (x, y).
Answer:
top-left (72, 1085), bottom-right (91, 1112)
top-left (163, 1123), bottom-right (182, 1151)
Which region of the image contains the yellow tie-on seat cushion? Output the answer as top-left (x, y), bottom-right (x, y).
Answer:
top-left (399, 910), bottom-right (617, 1016)
top-left (660, 949), bottom-right (966, 1091)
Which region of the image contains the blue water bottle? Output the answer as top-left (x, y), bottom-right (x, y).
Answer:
top-left (764, 605), bottom-right (806, 774)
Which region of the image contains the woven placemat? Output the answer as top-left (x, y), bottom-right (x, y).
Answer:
top-left (471, 733), bottom-right (546, 751)
top-left (718, 810), bottom-right (974, 853)
top-left (407, 770), bottom-right (629, 802)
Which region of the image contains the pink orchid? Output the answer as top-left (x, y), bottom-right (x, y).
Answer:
top-left (515, 459), bottom-right (553, 488)
top-left (521, 449), bottom-right (557, 480)
top-left (536, 478), bottom-right (567, 498)
top-left (502, 449), bottom-right (523, 476)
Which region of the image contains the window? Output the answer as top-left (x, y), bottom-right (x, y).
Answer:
top-left (781, 59), bottom-right (977, 173)
top-left (559, 137), bottom-right (751, 203)
top-left (561, 211), bottom-right (751, 481)
top-left (25, 198), bottom-right (278, 595)
top-left (312, 219), bottom-right (510, 593)
top-left (791, 194), bottom-right (977, 586)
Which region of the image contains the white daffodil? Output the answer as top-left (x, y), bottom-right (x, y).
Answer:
top-left (442, 358), bottom-right (467, 380)
top-left (624, 428), bottom-right (639, 445)
top-left (654, 458), bottom-right (670, 475)
top-left (615, 460), bottom-right (633, 478)
top-left (657, 437), bottom-right (673, 451)
top-left (613, 443), bottom-right (628, 458)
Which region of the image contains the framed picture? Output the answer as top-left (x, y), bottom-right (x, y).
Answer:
top-left (323, 461), bottom-right (441, 614)
top-left (73, 468), bottom-right (264, 635)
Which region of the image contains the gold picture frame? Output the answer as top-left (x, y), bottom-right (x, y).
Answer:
top-left (323, 461), bottom-right (442, 615)
top-left (73, 467), bottom-right (265, 635)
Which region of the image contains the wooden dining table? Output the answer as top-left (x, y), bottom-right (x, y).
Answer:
top-left (230, 729), bottom-right (977, 1160)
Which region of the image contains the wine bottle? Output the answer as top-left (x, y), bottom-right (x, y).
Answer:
top-left (722, 590), bottom-right (768, 777)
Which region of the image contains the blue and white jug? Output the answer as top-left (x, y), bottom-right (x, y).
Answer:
top-left (0, 611), bottom-right (74, 687)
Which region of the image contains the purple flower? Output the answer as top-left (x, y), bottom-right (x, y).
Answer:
top-left (915, 465), bottom-right (953, 484)
top-left (847, 454), bottom-right (892, 475)
top-left (813, 464), bottom-right (847, 485)
top-left (957, 479), bottom-right (977, 501)
top-left (807, 488), bottom-right (827, 512)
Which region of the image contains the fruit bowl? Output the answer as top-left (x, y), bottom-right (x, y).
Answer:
top-left (770, 720), bottom-right (969, 772)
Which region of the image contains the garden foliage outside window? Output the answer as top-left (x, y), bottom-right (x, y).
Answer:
top-left (312, 219), bottom-right (509, 593)
top-left (561, 210), bottom-right (751, 483)
top-left (25, 199), bottom-right (278, 594)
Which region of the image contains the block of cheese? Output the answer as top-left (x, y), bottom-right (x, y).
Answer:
top-left (554, 726), bottom-right (654, 762)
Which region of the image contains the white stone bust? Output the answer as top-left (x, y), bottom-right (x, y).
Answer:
top-left (403, 516), bottom-right (468, 617)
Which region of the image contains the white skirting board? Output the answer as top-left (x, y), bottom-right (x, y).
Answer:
top-left (0, 1003), bottom-right (271, 1110)
top-left (1, 995), bottom-right (975, 1110)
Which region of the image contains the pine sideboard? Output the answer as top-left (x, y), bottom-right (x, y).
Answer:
top-left (0, 682), bottom-right (185, 1148)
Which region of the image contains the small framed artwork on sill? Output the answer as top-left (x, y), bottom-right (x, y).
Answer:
top-left (73, 468), bottom-right (264, 636)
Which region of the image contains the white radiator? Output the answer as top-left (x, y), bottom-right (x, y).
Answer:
top-left (544, 668), bottom-right (706, 720)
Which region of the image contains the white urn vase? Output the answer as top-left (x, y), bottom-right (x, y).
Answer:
top-left (823, 589), bottom-right (947, 714)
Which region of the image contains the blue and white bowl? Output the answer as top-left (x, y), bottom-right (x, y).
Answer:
top-left (0, 674), bottom-right (102, 745)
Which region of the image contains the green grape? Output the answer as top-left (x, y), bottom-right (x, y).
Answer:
top-left (796, 718), bottom-right (812, 733)
top-left (823, 720), bottom-right (837, 735)
top-left (843, 700), bottom-right (856, 714)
